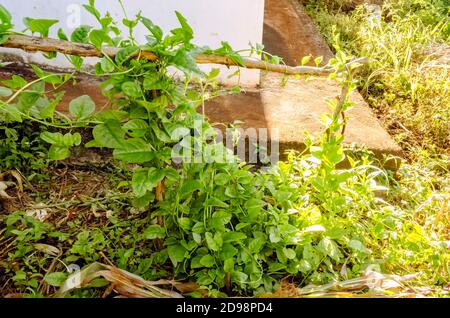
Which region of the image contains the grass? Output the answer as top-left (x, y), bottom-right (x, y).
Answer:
top-left (305, 0), bottom-right (450, 153)
top-left (303, 0), bottom-right (450, 294)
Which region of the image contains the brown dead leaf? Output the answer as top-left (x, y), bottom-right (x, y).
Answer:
top-left (56, 262), bottom-right (184, 298)
top-left (34, 243), bottom-right (61, 257)
top-left (0, 181), bottom-right (13, 200)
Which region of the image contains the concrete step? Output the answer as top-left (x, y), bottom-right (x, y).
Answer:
top-left (205, 0), bottom-right (402, 169)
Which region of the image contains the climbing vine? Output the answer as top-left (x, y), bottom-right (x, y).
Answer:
top-left (0, 1), bottom-right (420, 297)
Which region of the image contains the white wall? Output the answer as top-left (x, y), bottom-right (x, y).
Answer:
top-left (0, 0), bottom-right (265, 87)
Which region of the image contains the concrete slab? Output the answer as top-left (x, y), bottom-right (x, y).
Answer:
top-left (204, 0), bottom-right (402, 168)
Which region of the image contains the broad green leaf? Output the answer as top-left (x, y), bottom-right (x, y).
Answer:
top-left (199, 255), bottom-right (215, 268)
top-left (83, 2), bottom-right (101, 20)
top-left (41, 131), bottom-right (63, 145)
top-left (231, 86), bottom-right (241, 94)
top-left (301, 55), bottom-right (311, 66)
top-left (69, 56), bottom-right (84, 70)
top-left (44, 272), bottom-right (67, 287)
top-left (148, 168), bottom-right (165, 187)
top-left (0, 5), bottom-right (12, 27)
top-left (205, 197), bottom-right (228, 208)
top-left (177, 243), bottom-right (196, 255)
top-left (31, 65), bottom-right (63, 85)
top-left (206, 68), bottom-right (220, 80)
top-left (220, 243), bottom-right (238, 260)
top-left (235, 223), bottom-right (249, 231)
top-left (24, 18), bottom-right (59, 37)
top-left (48, 145), bottom-right (71, 161)
top-left (171, 50), bottom-right (203, 76)
top-left (69, 95), bottom-right (95, 120)
top-left (303, 244), bottom-right (320, 268)
top-left (113, 139), bottom-right (155, 163)
top-left (178, 218), bottom-right (192, 231)
top-left (348, 239), bottom-right (368, 254)
top-left (214, 173), bottom-right (229, 186)
top-left (222, 232), bottom-right (246, 243)
top-left (132, 168), bottom-right (150, 197)
top-left (192, 233), bottom-right (202, 244)
top-left (191, 254), bottom-right (204, 269)
top-left (283, 247), bottom-right (296, 260)
top-left (1, 104), bottom-right (22, 122)
top-left (131, 167), bottom-right (164, 197)
top-left (87, 278), bottom-right (109, 288)
top-left (100, 57), bottom-right (115, 73)
top-left (298, 259), bottom-right (311, 273)
top-left (143, 75), bottom-right (164, 91)
top-left (132, 192), bottom-right (155, 209)
top-left (248, 237), bottom-right (265, 254)
top-left (122, 119), bottom-right (148, 138)
top-left (269, 227), bottom-right (281, 243)
top-left (115, 46), bottom-right (140, 65)
top-left (63, 133), bottom-right (82, 147)
top-left (16, 91), bottom-right (40, 113)
top-left (276, 247), bottom-right (288, 264)
top-left (224, 258), bottom-right (234, 273)
top-left (0, 34), bottom-right (9, 45)
top-left (0, 86), bottom-right (12, 97)
top-left (144, 225), bottom-right (165, 240)
top-left (167, 244), bottom-right (186, 266)
top-left (268, 262), bottom-right (285, 272)
top-left (141, 17), bottom-right (163, 42)
top-left (71, 25), bottom-right (92, 43)
top-left (2, 75), bottom-right (27, 89)
top-left (179, 180), bottom-right (203, 198)
top-left (89, 29), bottom-right (112, 49)
top-left (57, 28), bottom-right (68, 40)
top-left (192, 222), bottom-right (205, 234)
top-left (30, 94), bottom-right (63, 120)
top-left (317, 238), bottom-right (341, 261)
top-left (231, 271), bottom-right (248, 283)
top-left (205, 232), bottom-right (219, 251)
top-left (245, 198), bottom-right (263, 220)
top-left (121, 81), bottom-right (142, 98)
top-left (175, 11), bottom-right (193, 40)
top-left (41, 131), bottom-right (80, 147)
top-left (149, 120), bottom-right (172, 143)
top-left (93, 120), bottom-right (125, 148)
top-left (123, 119), bottom-right (148, 130)
top-left (94, 110), bottom-right (129, 122)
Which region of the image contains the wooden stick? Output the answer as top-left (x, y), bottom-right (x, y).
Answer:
top-left (1, 34), bottom-right (368, 75)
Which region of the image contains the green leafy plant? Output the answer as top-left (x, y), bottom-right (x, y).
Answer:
top-left (1, 1), bottom-right (448, 298)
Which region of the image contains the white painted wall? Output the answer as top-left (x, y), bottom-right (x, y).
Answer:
top-left (0, 0), bottom-right (265, 87)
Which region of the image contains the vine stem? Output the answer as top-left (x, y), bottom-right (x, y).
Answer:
top-left (0, 72), bottom-right (102, 129)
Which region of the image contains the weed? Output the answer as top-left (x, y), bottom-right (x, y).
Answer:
top-left (0, 0), bottom-right (448, 298)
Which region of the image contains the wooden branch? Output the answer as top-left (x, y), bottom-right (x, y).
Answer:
top-left (1, 34), bottom-right (368, 76)
top-left (1, 34), bottom-right (158, 60)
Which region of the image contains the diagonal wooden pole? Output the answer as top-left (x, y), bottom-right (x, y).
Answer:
top-left (1, 34), bottom-right (368, 76)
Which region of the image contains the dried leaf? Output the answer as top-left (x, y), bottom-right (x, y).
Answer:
top-left (26, 203), bottom-right (50, 221)
top-left (34, 243), bottom-right (61, 257)
top-left (56, 262), bottom-right (183, 298)
top-left (0, 181), bottom-right (13, 199)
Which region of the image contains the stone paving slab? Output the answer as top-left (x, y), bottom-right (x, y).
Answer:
top-left (205, 0), bottom-right (402, 168)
